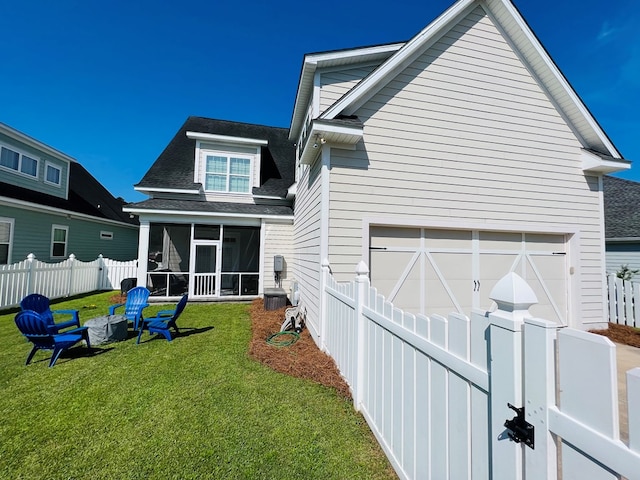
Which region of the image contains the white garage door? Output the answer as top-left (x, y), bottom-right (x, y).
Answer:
top-left (370, 227), bottom-right (568, 324)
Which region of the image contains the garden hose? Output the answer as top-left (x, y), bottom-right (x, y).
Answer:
top-left (266, 331), bottom-right (300, 347)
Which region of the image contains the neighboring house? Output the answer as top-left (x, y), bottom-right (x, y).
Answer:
top-left (124, 117), bottom-right (295, 299)
top-left (0, 122), bottom-right (139, 265)
top-left (603, 175), bottom-right (640, 274)
top-left (128, 0), bottom-right (630, 335)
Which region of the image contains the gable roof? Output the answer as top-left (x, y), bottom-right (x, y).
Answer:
top-left (1, 162), bottom-right (137, 226)
top-left (604, 176), bottom-right (640, 241)
top-left (135, 116), bottom-right (295, 199)
top-left (312, 0), bottom-right (626, 163)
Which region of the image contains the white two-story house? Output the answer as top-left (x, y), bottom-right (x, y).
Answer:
top-left (127, 0), bottom-right (630, 336)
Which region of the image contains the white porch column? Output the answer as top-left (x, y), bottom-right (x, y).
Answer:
top-left (136, 220), bottom-right (150, 289)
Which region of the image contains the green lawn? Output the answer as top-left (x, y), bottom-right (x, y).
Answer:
top-left (0, 292), bottom-right (395, 480)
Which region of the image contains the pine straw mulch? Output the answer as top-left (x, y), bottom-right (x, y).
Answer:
top-left (590, 322), bottom-right (640, 348)
top-left (248, 299), bottom-right (352, 400)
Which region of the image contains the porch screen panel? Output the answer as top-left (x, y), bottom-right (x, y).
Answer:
top-left (222, 226), bottom-right (259, 295)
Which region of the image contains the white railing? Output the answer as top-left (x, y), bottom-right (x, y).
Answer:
top-left (0, 254), bottom-right (137, 309)
top-left (320, 261), bottom-right (640, 480)
top-left (607, 272), bottom-right (640, 327)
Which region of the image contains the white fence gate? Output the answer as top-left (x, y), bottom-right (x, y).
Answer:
top-left (607, 273), bottom-right (640, 328)
top-left (0, 254), bottom-right (138, 309)
top-left (320, 261), bottom-right (640, 480)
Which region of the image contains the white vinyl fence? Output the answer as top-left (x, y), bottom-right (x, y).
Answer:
top-left (0, 253), bottom-right (138, 309)
top-left (320, 261), bottom-right (640, 480)
top-left (607, 272), bottom-right (640, 328)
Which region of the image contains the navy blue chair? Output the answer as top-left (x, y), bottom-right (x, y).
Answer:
top-left (137, 294), bottom-right (188, 344)
top-left (20, 293), bottom-right (82, 334)
top-left (15, 310), bottom-right (91, 367)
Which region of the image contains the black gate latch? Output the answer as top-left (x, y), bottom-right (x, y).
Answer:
top-left (504, 403), bottom-right (535, 449)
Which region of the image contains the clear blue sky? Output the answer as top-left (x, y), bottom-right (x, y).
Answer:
top-left (1, 0), bottom-right (638, 202)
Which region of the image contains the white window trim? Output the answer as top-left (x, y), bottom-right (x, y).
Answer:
top-left (100, 231), bottom-right (113, 240)
top-left (196, 145), bottom-right (255, 195)
top-left (51, 224), bottom-right (69, 259)
top-left (0, 217), bottom-right (15, 265)
top-left (0, 142), bottom-right (40, 180)
top-left (44, 161), bottom-right (62, 187)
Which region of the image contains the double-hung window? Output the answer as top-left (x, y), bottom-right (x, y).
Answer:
top-left (0, 145), bottom-right (38, 178)
top-left (45, 162), bottom-right (62, 186)
top-left (0, 218), bottom-right (13, 265)
top-left (204, 155), bottom-right (251, 193)
top-left (51, 225), bottom-right (68, 258)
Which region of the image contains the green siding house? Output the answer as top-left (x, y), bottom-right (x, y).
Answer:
top-left (0, 122), bottom-right (139, 264)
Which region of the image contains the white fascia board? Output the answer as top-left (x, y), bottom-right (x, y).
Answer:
top-left (0, 122), bottom-right (76, 164)
top-left (491, 0), bottom-right (622, 158)
top-left (313, 120), bottom-right (364, 138)
top-left (286, 182), bottom-right (297, 199)
top-left (253, 195), bottom-right (284, 200)
top-left (606, 237), bottom-right (640, 243)
top-left (0, 196), bottom-right (137, 229)
top-left (186, 131), bottom-right (268, 146)
top-left (134, 186), bottom-right (201, 195)
top-left (581, 149), bottom-right (630, 174)
top-left (122, 206), bottom-right (293, 221)
top-left (320, 0), bottom-right (475, 120)
top-left (289, 43), bottom-right (404, 140)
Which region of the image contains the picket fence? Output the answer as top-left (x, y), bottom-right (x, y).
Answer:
top-left (608, 273), bottom-right (640, 328)
top-left (320, 260), bottom-right (640, 480)
top-left (0, 253), bottom-right (138, 309)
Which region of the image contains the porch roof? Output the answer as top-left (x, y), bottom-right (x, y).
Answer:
top-left (124, 198), bottom-right (293, 218)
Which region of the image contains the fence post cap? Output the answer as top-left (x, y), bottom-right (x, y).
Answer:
top-left (355, 260), bottom-right (369, 276)
top-left (27, 253), bottom-right (36, 260)
top-left (490, 272), bottom-right (537, 312)
top-left (69, 253), bottom-right (76, 260)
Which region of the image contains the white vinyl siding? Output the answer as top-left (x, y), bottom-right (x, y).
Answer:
top-left (324, 6), bottom-right (604, 327)
top-left (292, 155), bottom-right (323, 339)
top-left (263, 221), bottom-right (294, 292)
top-left (319, 65), bottom-right (378, 113)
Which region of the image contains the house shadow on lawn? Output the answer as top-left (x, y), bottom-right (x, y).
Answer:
top-left (136, 326), bottom-right (214, 344)
top-left (26, 345), bottom-right (113, 367)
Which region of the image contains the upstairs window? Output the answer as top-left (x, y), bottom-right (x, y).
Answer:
top-left (0, 218), bottom-right (13, 265)
top-left (51, 225), bottom-right (68, 258)
top-left (204, 155), bottom-right (251, 193)
top-left (0, 145), bottom-right (38, 178)
top-left (45, 163), bottom-right (62, 186)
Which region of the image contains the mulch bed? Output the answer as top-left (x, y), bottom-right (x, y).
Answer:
top-left (590, 322), bottom-right (640, 348)
top-left (248, 299), bottom-right (352, 400)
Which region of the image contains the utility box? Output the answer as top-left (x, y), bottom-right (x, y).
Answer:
top-left (274, 255), bottom-right (284, 273)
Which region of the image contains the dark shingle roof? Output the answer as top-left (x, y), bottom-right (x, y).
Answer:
top-left (135, 116), bottom-right (295, 198)
top-left (604, 176), bottom-right (640, 240)
top-left (1, 163), bottom-right (137, 225)
top-left (127, 198), bottom-right (292, 217)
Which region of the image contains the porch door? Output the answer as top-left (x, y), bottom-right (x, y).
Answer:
top-left (192, 242), bottom-right (220, 297)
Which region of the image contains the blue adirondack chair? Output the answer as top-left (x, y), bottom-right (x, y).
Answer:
top-left (15, 310), bottom-right (91, 367)
top-left (108, 286), bottom-right (150, 330)
top-left (20, 293), bottom-right (82, 334)
top-left (137, 294), bottom-right (188, 344)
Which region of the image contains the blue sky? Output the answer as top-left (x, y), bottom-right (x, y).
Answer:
top-left (1, 0), bottom-right (638, 202)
